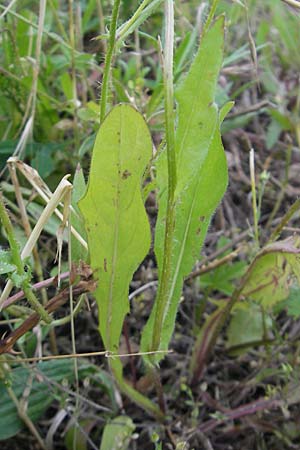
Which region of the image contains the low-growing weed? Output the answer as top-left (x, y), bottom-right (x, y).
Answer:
top-left (1, 0), bottom-right (300, 448)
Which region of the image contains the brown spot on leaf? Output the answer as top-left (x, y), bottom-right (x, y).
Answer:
top-left (282, 258), bottom-right (287, 271)
top-left (199, 216), bottom-right (205, 222)
top-left (196, 227), bottom-right (201, 235)
top-left (104, 258), bottom-right (107, 272)
top-left (122, 169), bottom-right (131, 180)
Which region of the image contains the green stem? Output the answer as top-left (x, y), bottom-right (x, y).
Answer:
top-left (268, 197), bottom-right (300, 243)
top-left (116, 0), bottom-right (163, 46)
top-left (68, 0), bottom-right (80, 151)
top-left (97, 0), bottom-right (107, 53)
top-left (203, 0), bottom-right (220, 36)
top-left (151, 0), bottom-right (176, 352)
top-left (110, 359), bottom-right (164, 421)
top-left (0, 193), bottom-right (52, 323)
top-left (100, 0), bottom-right (121, 122)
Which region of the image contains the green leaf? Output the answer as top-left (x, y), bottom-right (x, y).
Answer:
top-left (99, 416), bottom-right (135, 450)
top-left (0, 360), bottom-right (78, 440)
top-left (141, 17), bottom-right (228, 361)
top-left (79, 104), bottom-right (152, 353)
top-left (200, 260), bottom-right (246, 296)
top-left (277, 285), bottom-right (300, 318)
top-left (0, 361), bottom-right (115, 441)
top-left (241, 237), bottom-right (300, 308)
top-left (226, 303), bottom-right (272, 352)
top-left (0, 249), bottom-right (16, 274)
top-left (65, 419), bottom-right (96, 450)
top-left (116, 0), bottom-right (164, 47)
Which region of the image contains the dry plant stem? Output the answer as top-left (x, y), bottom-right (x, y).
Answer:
top-left (67, 219), bottom-right (80, 449)
top-left (100, 0), bottom-right (121, 121)
top-left (1, 350), bottom-right (172, 364)
top-left (0, 0), bottom-right (18, 19)
top-left (0, 193), bottom-right (51, 323)
top-left (268, 197), bottom-right (300, 243)
top-left (0, 278), bottom-right (96, 355)
top-left (8, 163), bottom-right (58, 353)
top-left (227, 100), bottom-right (270, 119)
top-left (7, 158), bottom-right (87, 249)
top-left (198, 397), bottom-right (282, 433)
top-left (8, 163), bottom-right (43, 279)
top-left (187, 247), bottom-right (241, 280)
top-left (6, 386), bottom-right (47, 450)
top-left (2, 271), bottom-right (70, 309)
top-left (191, 268), bottom-right (254, 384)
top-left (249, 149), bottom-right (259, 246)
top-left (151, 0), bottom-right (177, 354)
top-left (282, 0), bottom-right (300, 9)
top-left (0, 176), bottom-right (73, 308)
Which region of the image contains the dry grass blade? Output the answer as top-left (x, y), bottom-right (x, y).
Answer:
top-left (0, 175), bottom-right (73, 308)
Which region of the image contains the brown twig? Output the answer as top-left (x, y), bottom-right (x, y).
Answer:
top-left (197, 397), bottom-right (282, 433)
top-left (0, 277), bottom-right (96, 355)
top-left (187, 247), bottom-right (241, 281)
top-left (2, 271), bottom-right (70, 310)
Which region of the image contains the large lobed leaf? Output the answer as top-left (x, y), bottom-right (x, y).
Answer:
top-left (141, 16), bottom-right (230, 361)
top-left (79, 104), bottom-right (152, 353)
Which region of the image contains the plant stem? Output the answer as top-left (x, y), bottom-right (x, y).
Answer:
top-left (110, 359), bottom-right (164, 421)
top-left (282, 0), bottom-right (300, 10)
top-left (116, 0), bottom-right (163, 46)
top-left (8, 161), bottom-right (58, 353)
top-left (6, 386), bottom-right (47, 450)
top-left (191, 248), bottom-right (270, 384)
top-left (30, 0), bottom-right (46, 127)
top-left (97, 0), bottom-right (107, 53)
top-left (249, 148), bottom-right (259, 246)
top-left (0, 193), bottom-right (52, 323)
top-left (268, 197), bottom-right (300, 243)
top-left (100, 0), bottom-right (121, 122)
top-left (151, 0), bottom-right (176, 352)
top-left (68, 0), bottom-right (80, 151)
top-left (203, 0), bottom-right (220, 35)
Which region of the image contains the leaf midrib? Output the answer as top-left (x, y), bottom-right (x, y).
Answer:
top-left (161, 123), bottom-right (218, 328)
top-left (107, 113), bottom-right (122, 351)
